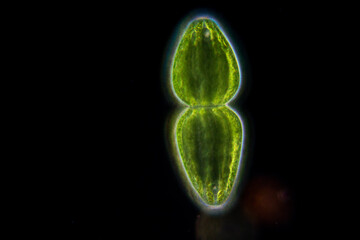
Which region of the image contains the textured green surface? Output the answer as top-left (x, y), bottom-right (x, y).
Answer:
top-left (172, 18), bottom-right (239, 106)
top-left (170, 17), bottom-right (244, 208)
top-left (176, 107), bottom-right (242, 205)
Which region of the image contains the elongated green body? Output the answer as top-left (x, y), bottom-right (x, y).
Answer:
top-left (170, 17), bottom-right (244, 210)
top-left (176, 107), bottom-right (242, 205)
top-left (172, 18), bottom-right (240, 106)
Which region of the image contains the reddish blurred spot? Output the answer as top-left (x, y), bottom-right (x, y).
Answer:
top-left (242, 176), bottom-right (292, 225)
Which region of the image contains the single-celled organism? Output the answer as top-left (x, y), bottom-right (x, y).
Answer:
top-left (169, 16), bottom-right (245, 213)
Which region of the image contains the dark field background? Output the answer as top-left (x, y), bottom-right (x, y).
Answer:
top-left (27, 1), bottom-right (346, 239)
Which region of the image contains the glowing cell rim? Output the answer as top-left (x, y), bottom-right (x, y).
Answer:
top-left (173, 106), bottom-right (245, 213)
top-left (169, 15), bottom-right (243, 107)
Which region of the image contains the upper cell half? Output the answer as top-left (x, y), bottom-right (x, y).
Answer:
top-left (172, 17), bottom-right (240, 106)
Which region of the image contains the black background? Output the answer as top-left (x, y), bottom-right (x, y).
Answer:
top-left (29, 1), bottom-right (345, 239)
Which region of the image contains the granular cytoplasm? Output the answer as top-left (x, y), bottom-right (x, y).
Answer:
top-left (176, 107), bottom-right (243, 205)
top-left (169, 16), bottom-right (245, 212)
top-left (172, 17), bottom-right (240, 106)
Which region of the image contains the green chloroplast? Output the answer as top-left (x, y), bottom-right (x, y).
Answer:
top-left (172, 17), bottom-right (240, 106)
top-left (170, 16), bottom-right (245, 212)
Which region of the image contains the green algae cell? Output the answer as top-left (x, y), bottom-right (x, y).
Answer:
top-left (175, 106), bottom-right (243, 206)
top-left (172, 18), bottom-right (240, 106)
top-left (170, 16), bottom-right (244, 211)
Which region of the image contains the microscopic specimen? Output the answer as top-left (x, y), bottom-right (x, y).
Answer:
top-left (170, 16), bottom-right (245, 211)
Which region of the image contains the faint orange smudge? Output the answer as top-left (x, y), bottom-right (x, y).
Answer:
top-left (242, 176), bottom-right (292, 225)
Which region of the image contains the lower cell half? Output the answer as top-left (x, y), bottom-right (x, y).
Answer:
top-left (174, 106), bottom-right (244, 210)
